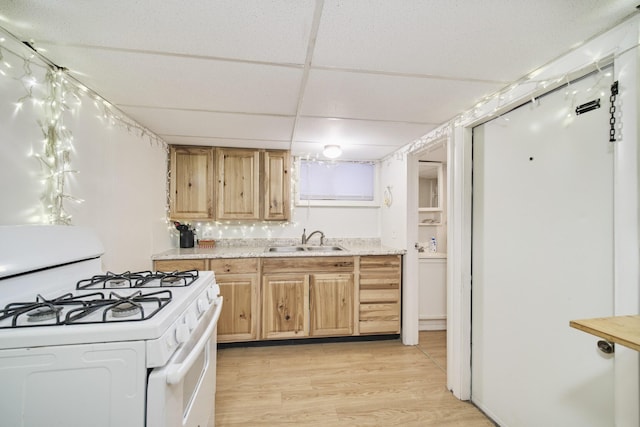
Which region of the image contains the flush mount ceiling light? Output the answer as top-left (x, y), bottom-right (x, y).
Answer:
top-left (323, 144), bottom-right (342, 159)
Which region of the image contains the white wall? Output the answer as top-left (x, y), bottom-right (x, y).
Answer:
top-left (0, 35), bottom-right (171, 271)
top-left (0, 35), bottom-right (383, 271)
top-left (379, 155), bottom-right (407, 247)
top-left (379, 150), bottom-right (419, 344)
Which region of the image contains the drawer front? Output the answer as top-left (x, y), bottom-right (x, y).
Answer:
top-left (359, 255), bottom-right (401, 273)
top-left (154, 259), bottom-right (207, 272)
top-left (209, 258), bottom-right (258, 274)
top-left (359, 277), bottom-right (400, 288)
top-left (360, 288), bottom-right (399, 303)
top-left (359, 302), bottom-right (400, 334)
top-left (262, 257), bottom-right (354, 274)
top-left (359, 303), bottom-right (399, 321)
top-left (359, 320), bottom-right (400, 334)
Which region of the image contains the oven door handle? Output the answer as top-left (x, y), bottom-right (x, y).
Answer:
top-left (166, 296), bottom-right (223, 385)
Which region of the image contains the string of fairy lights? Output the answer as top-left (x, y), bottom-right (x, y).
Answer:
top-left (0, 30), bottom-right (167, 225)
top-left (1, 24), bottom-right (638, 232)
top-left (391, 40), bottom-right (640, 160)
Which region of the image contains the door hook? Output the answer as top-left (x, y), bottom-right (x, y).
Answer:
top-left (597, 340), bottom-right (615, 354)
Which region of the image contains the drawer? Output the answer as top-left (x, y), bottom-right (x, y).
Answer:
top-left (154, 259), bottom-right (207, 272)
top-left (359, 277), bottom-right (400, 288)
top-left (359, 320), bottom-right (400, 334)
top-left (360, 288), bottom-right (399, 303)
top-left (359, 303), bottom-right (399, 321)
top-left (209, 258), bottom-right (259, 274)
top-left (262, 257), bottom-right (354, 274)
top-left (359, 255), bottom-right (401, 273)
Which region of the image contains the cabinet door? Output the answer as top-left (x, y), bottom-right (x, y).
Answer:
top-left (217, 274), bottom-right (259, 342)
top-left (263, 150), bottom-right (290, 221)
top-left (169, 146), bottom-right (214, 219)
top-left (262, 274), bottom-right (309, 339)
top-left (216, 148), bottom-right (260, 220)
top-left (309, 273), bottom-right (353, 337)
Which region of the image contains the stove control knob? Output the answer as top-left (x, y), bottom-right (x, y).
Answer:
top-left (185, 312), bottom-right (197, 330)
top-left (197, 298), bottom-right (208, 314)
top-left (206, 287), bottom-right (216, 302)
top-left (165, 331), bottom-right (177, 349)
top-left (175, 323), bottom-right (190, 344)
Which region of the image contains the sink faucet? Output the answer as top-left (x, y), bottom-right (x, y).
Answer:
top-left (301, 228), bottom-right (325, 246)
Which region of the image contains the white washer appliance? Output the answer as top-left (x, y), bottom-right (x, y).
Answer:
top-left (0, 225), bottom-right (222, 427)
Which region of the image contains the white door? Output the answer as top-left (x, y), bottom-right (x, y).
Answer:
top-left (471, 70), bottom-right (614, 426)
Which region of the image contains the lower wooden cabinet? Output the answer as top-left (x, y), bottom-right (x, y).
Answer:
top-left (210, 258), bottom-right (260, 343)
top-left (310, 273), bottom-right (353, 336)
top-left (153, 254), bottom-right (400, 342)
top-left (262, 272), bottom-right (354, 340)
top-left (261, 257), bottom-right (355, 340)
top-left (358, 255), bottom-right (401, 334)
top-left (262, 274), bottom-right (309, 339)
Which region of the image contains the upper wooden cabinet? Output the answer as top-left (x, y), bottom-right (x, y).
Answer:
top-left (168, 145), bottom-right (290, 221)
top-left (216, 148), bottom-right (261, 220)
top-left (169, 146), bottom-right (214, 219)
top-left (263, 150), bottom-right (290, 221)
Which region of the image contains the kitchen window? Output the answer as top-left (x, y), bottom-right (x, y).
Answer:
top-left (296, 158), bottom-right (378, 207)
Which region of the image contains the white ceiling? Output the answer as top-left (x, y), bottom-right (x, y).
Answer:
top-left (0, 0), bottom-right (636, 160)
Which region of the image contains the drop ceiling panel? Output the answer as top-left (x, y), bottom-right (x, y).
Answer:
top-left (314, 0), bottom-right (634, 81)
top-left (39, 44), bottom-right (303, 115)
top-left (120, 106), bottom-right (294, 142)
top-left (295, 117), bottom-right (436, 148)
top-left (2, 0), bottom-right (316, 64)
top-left (301, 69), bottom-right (504, 123)
top-left (0, 1), bottom-right (636, 161)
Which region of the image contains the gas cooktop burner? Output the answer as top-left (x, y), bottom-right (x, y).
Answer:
top-left (0, 289), bottom-right (173, 328)
top-left (137, 270), bottom-right (200, 288)
top-left (27, 306), bottom-right (63, 322)
top-left (65, 289), bottom-right (173, 324)
top-left (111, 301), bottom-right (141, 318)
top-left (76, 270), bottom-right (199, 289)
top-left (77, 271), bottom-right (150, 290)
top-left (0, 292), bottom-right (105, 328)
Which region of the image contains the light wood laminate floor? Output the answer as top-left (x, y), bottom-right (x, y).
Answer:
top-left (215, 331), bottom-right (493, 426)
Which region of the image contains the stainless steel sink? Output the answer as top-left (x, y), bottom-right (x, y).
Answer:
top-left (267, 246), bottom-right (306, 253)
top-left (266, 245), bottom-right (346, 253)
top-left (304, 245), bottom-right (345, 252)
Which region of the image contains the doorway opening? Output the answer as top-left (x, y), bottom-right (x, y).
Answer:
top-left (412, 139), bottom-right (449, 354)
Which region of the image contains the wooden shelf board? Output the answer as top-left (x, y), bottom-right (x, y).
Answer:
top-left (570, 315), bottom-right (640, 352)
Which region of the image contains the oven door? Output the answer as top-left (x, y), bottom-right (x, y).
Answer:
top-left (147, 296), bottom-right (223, 427)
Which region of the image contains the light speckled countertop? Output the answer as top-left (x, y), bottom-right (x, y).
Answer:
top-left (152, 238), bottom-right (405, 260)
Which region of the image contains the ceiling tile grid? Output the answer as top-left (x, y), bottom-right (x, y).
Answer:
top-left (0, 0), bottom-right (636, 160)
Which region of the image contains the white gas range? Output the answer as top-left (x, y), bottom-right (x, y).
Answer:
top-left (0, 225), bottom-right (222, 427)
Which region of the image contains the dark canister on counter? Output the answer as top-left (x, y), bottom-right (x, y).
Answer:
top-left (174, 222), bottom-right (195, 248)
